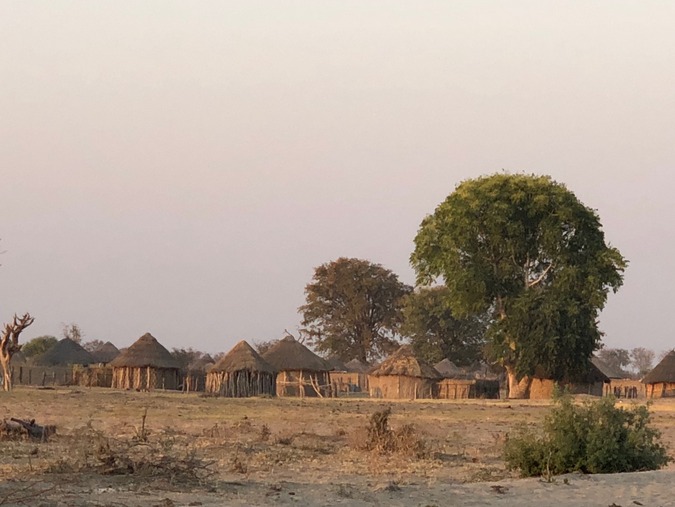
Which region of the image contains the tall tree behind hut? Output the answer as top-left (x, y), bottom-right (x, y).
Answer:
top-left (299, 257), bottom-right (412, 364)
top-left (0, 313), bottom-right (35, 391)
top-left (630, 347), bottom-right (655, 378)
top-left (62, 323), bottom-right (83, 343)
top-left (411, 174), bottom-right (627, 398)
top-left (401, 286), bottom-right (489, 366)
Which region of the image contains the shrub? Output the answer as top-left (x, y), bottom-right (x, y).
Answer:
top-left (504, 394), bottom-right (670, 477)
top-left (353, 408), bottom-right (429, 458)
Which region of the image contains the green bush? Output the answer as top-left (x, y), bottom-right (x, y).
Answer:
top-left (504, 394), bottom-right (670, 477)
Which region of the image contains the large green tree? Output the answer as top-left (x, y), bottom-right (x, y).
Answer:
top-left (401, 286), bottom-right (488, 366)
top-left (411, 174), bottom-right (626, 398)
top-left (300, 257), bottom-right (412, 363)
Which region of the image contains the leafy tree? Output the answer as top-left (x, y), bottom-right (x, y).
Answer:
top-left (21, 335), bottom-right (58, 358)
top-left (300, 257), bottom-right (412, 363)
top-left (82, 339), bottom-right (106, 353)
top-left (596, 347), bottom-right (631, 376)
top-left (62, 323), bottom-right (83, 343)
top-left (171, 348), bottom-right (207, 372)
top-left (253, 339), bottom-right (279, 356)
top-left (401, 286), bottom-right (488, 366)
top-left (630, 347), bottom-right (655, 377)
top-left (411, 174), bottom-right (626, 398)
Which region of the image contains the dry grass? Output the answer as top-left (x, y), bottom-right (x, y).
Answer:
top-left (0, 387), bottom-right (674, 505)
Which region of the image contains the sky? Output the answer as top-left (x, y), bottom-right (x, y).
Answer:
top-left (1, 2), bottom-right (674, 355)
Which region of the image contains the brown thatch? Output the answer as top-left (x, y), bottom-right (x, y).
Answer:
top-left (34, 338), bottom-right (95, 366)
top-left (369, 345), bottom-right (441, 379)
top-left (110, 333), bottom-right (180, 390)
top-left (206, 341), bottom-right (276, 397)
top-left (91, 341), bottom-right (120, 364)
top-left (326, 356), bottom-right (348, 372)
top-left (434, 358), bottom-right (464, 378)
top-left (345, 358), bottom-right (369, 373)
top-left (642, 351), bottom-right (675, 384)
top-left (262, 336), bottom-right (331, 397)
top-left (591, 356), bottom-right (627, 380)
top-left (368, 346), bottom-right (440, 399)
top-left (262, 336), bottom-right (331, 372)
top-left (110, 333), bottom-right (179, 369)
top-left (642, 350), bottom-right (675, 398)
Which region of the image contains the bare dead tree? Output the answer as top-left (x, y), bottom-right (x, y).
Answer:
top-left (0, 313), bottom-right (35, 391)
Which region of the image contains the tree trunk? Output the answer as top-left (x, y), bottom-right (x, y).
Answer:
top-left (0, 355), bottom-right (11, 391)
top-left (506, 366), bottom-right (532, 399)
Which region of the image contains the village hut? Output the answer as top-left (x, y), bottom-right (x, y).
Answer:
top-left (33, 338), bottom-right (95, 367)
top-left (262, 336), bottom-right (331, 397)
top-left (327, 356), bottom-right (361, 394)
top-left (591, 356), bottom-right (644, 398)
top-left (181, 354), bottom-right (215, 393)
top-left (435, 359), bottom-right (500, 399)
top-left (434, 358), bottom-right (462, 377)
top-left (368, 345), bottom-right (441, 399)
top-left (90, 341), bottom-right (120, 364)
top-left (338, 358), bottom-right (370, 393)
top-left (109, 333), bottom-right (180, 390)
top-left (642, 351), bottom-right (675, 398)
top-left (206, 341), bottom-right (276, 397)
top-left (528, 360), bottom-right (610, 399)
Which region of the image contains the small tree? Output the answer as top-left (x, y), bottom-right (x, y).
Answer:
top-left (596, 348), bottom-right (632, 376)
top-left (504, 394), bottom-right (670, 476)
top-left (0, 313), bottom-right (35, 391)
top-left (21, 335), bottom-right (58, 359)
top-left (62, 323), bottom-right (84, 343)
top-left (630, 347), bottom-right (655, 378)
top-left (253, 339), bottom-right (279, 356)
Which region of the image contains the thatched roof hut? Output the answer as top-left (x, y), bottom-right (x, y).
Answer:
top-left (34, 338), bottom-right (95, 366)
top-left (110, 333), bottom-right (180, 390)
top-left (529, 360), bottom-right (611, 399)
top-left (262, 336), bottom-right (331, 397)
top-left (206, 340), bottom-right (276, 397)
top-left (368, 345), bottom-right (441, 399)
top-left (328, 356), bottom-right (369, 395)
top-left (590, 356), bottom-right (644, 398)
top-left (90, 341), bottom-right (120, 364)
top-left (643, 351), bottom-right (675, 398)
top-left (434, 358), bottom-right (463, 377)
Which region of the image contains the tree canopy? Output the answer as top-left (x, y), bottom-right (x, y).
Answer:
top-left (300, 257), bottom-right (411, 363)
top-left (401, 286), bottom-right (487, 366)
top-left (411, 173), bottom-right (626, 397)
top-left (21, 335), bottom-right (58, 358)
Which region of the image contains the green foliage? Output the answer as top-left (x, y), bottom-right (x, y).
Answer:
top-left (596, 347), bottom-right (631, 376)
top-left (21, 335), bottom-right (58, 358)
top-left (300, 257), bottom-right (411, 363)
top-left (410, 173), bottom-right (627, 381)
top-left (401, 286), bottom-right (488, 365)
top-left (504, 395), bottom-right (670, 477)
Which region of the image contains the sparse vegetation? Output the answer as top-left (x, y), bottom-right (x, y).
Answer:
top-left (504, 394), bottom-right (671, 477)
top-left (353, 408), bottom-right (429, 458)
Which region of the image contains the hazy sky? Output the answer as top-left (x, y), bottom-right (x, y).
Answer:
top-left (1, 2), bottom-right (674, 355)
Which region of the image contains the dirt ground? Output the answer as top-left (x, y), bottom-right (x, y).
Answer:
top-left (1, 387), bottom-right (674, 506)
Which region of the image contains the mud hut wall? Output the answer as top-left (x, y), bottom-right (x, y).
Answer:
top-left (646, 382), bottom-right (675, 398)
top-left (567, 381), bottom-right (604, 397)
top-left (329, 372), bottom-right (368, 393)
top-left (111, 367), bottom-right (179, 390)
top-left (605, 379), bottom-right (645, 398)
top-left (368, 375), bottom-right (436, 400)
top-left (276, 369), bottom-right (331, 397)
top-left (74, 365), bottom-right (113, 388)
top-left (182, 373), bottom-right (207, 393)
top-left (529, 378), bottom-right (556, 399)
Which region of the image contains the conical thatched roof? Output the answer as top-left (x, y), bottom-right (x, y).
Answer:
top-left (345, 358), bottom-right (369, 373)
top-left (91, 341), bottom-right (120, 364)
top-left (369, 345), bottom-right (441, 379)
top-left (212, 341), bottom-right (275, 373)
top-left (34, 338), bottom-right (95, 366)
top-left (109, 333), bottom-right (179, 369)
top-left (326, 356), bottom-right (348, 372)
top-left (591, 356), bottom-right (626, 380)
top-left (642, 351), bottom-right (675, 384)
top-left (262, 336), bottom-right (330, 372)
top-left (434, 358), bottom-right (463, 378)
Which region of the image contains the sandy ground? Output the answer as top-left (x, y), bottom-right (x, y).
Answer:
top-left (1, 387), bottom-right (674, 506)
